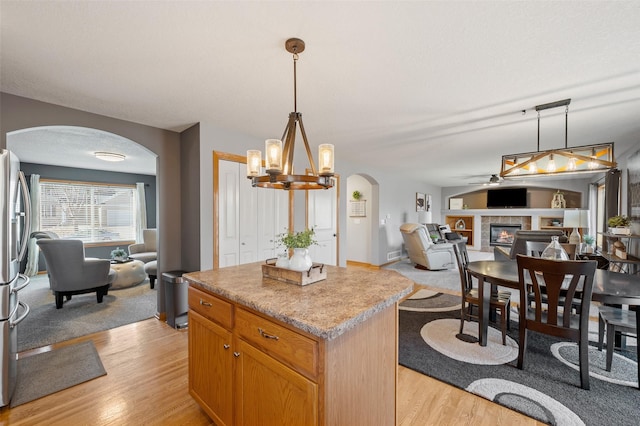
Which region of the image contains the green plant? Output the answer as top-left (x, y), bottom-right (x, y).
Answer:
top-left (607, 215), bottom-right (631, 228)
top-left (278, 229), bottom-right (317, 249)
top-left (352, 190), bottom-right (362, 200)
top-left (110, 247), bottom-right (127, 259)
top-left (583, 235), bottom-right (595, 245)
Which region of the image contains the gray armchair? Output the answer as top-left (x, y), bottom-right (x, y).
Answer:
top-left (36, 239), bottom-right (115, 309)
top-left (128, 229), bottom-right (157, 263)
top-left (400, 223), bottom-right (456, 270)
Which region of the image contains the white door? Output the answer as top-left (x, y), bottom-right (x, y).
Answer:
top-left (218, 159), bottom-right (289, 267)
top-left (218, 160), bottom-right (240, 267)
top-left (239, 173), bottom-right (258, 264)
top-left (307, 183), bottom-right (338, 266)
top-left (257, 190), bottom-right (289, 260)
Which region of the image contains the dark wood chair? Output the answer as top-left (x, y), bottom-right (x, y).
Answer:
top-left (525, 241), bottom-right (582, 314)
top-left (597, 305), bottom-right (637, 372)
top-left (516, 255), bottom-right (597, 389)
top-left (453, 241), bottom-right (511, 345)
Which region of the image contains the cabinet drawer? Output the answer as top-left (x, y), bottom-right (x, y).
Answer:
top-left (188, 286), bottom-right (233, 329)
top-left (236, 308), bottom-right (318, 379)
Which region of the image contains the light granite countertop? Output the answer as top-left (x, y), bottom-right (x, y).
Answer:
top-left (184, 263), bottom-right (414, 341)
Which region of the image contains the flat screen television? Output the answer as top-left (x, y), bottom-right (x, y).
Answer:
top-left (486, 187), bottom-right (527, 208)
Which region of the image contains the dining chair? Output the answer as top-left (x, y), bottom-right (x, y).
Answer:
top-left (525, 241), bottom-right (582, 313)
top-left (453, 241), bottom-right (511, 345)
top-left (597, 305), bottom-right (637, 372)
top-left (516, 255), bottom-right (596, 389)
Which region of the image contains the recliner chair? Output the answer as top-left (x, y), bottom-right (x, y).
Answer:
top-left (36, 239), bottom-right (116, 309)
top-left (400, 223), bottom-right (456, 270)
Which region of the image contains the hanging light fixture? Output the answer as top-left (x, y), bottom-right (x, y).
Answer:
top-left (247, 38), bottom-right (334, 190)
top-left (500, 99), bottom-right (616, 178)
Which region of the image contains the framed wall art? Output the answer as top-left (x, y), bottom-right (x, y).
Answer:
top-left (416, 193), bottom-right (426, 211)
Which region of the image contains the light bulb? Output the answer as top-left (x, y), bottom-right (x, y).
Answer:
top-left (567, 153), bottom-right (577, 171)
top-left (588, 148), bottom-right (598, 169)
top-left (546, 154), bottom-right (556, 173)
top-left (529, 160), bottom-right (538, 173)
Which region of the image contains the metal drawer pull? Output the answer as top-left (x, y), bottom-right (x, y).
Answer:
top-left (258, 328), bottom-right (279, 340)
top-left (223, 344), bottom-right (230, 349)
top-left (233, 352), bottom-right (240, 357)
top-left (199, 299), bottom-right (212, 307)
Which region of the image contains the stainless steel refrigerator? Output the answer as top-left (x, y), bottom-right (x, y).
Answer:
top-left (0, 149), bottom-right (31, 407)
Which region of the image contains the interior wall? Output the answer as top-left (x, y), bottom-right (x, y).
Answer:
top-left (19, 162), bottom-right (157, 270)
top-left (0, 92), bottom-right (182, 315)
top-left (442, 177), bottom-right (594, 209)
top-left (180, 123), bottom-right (201, 273)
top-left (445, 186), bottom-right (583, 210)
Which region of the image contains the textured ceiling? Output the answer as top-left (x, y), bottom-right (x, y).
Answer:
top-left (2, 1), bottom-right (639, 185)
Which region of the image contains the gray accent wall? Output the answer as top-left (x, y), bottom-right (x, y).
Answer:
top-left (20, 162), bottom-right (157, 269)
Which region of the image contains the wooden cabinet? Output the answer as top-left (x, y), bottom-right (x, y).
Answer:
top-left (445, 215), bottom-right (473, 244)
top-left (188, 284), bottom-right (398, 426)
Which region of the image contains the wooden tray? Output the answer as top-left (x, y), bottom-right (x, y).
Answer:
top-left (262, 261), bottom-right (327, 286)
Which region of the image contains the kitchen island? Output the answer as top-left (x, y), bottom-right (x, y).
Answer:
top-left (184, 262), bottom-right (414, 426)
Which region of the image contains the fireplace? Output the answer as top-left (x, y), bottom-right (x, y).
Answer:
top-left (489, 224), bottom-right (522, 247)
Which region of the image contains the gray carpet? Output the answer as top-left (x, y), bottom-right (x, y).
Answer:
top-left (399, 293), bottom-right (639, 426)
top-left (11, 341), bottom-right (106, 407)
top-left (18, 274), bottom-right (157, 352)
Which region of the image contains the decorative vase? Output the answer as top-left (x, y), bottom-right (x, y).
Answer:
top-left (275, 253), bottom-right (289, 269)
top-left (289, 248), bottom-right (312, 271)
top-left (541, 236), bottom-right (569, 260)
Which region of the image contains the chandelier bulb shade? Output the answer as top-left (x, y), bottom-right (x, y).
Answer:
top-left (246, 38), bottom-right (335, 190)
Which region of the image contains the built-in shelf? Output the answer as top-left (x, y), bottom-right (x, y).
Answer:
top-left (445, 215), bottom-right (474, 245)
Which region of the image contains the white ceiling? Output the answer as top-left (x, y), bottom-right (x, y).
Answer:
top-left (2, 1), bottom-right (639, 186)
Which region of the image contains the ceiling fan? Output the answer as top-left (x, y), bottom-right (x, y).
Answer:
top-left (468, 174), bottom-right (503, 186)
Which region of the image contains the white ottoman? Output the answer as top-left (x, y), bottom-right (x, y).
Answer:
top-left (110, 259), bottom-right (146, 289)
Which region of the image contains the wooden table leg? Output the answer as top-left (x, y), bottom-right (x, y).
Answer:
top-left (478, 276), bottom-right (490, 346)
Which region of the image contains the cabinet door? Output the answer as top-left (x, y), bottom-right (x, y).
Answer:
top-left (189, 311), bottom-right (234, 426)
top-left (235, 339), bottom-right (318, 426)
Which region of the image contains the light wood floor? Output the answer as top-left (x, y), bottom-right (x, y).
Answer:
top-left (1, 315), bottom-right (543, 426)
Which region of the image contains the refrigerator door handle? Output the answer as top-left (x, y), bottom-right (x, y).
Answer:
top-left (17, 171), bottom-right (31, 262)
top-left (12, 274), bottom-right (30, 293)
top-left (10, 301), bottom-right (30, 329)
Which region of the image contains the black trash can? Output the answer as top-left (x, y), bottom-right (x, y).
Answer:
top-left (162, 270), bottom-right (189, 329)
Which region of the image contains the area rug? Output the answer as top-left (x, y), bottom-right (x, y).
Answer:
top-left (11, 341), bottom-right (106, 407)
top-left (399, 293), bottom-right (639, 426)
top-left (18, 274), bottom-right (156, 352)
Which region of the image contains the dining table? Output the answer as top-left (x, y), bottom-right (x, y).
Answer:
top-left (466, 259), bottom-right (640, 386)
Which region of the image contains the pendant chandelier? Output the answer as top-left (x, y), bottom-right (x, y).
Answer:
top-left (246, 38), bottom-right (335, 190)
top-left (500, 99), bottom-right (616, 178)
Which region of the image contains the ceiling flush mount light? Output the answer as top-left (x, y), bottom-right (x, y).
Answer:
top-left (94, 151), bottom-right (126, 162)
top-left (247, 38), bottom-right (334, 190)
top-left (500, 99), bottom-right (616, 178)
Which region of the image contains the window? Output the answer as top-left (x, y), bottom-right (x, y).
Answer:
top-left (40, 180), bottom-right (137, 244)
